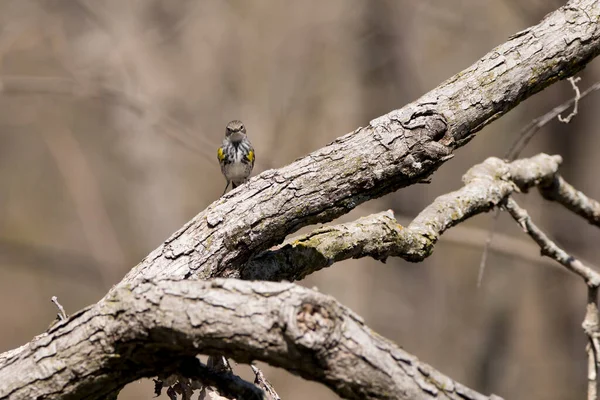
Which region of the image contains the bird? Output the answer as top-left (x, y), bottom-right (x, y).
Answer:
top-left (217, 120), bottom-right (255, 195)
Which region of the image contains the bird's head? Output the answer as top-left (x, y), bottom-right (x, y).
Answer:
top-left (225, 120), bottom-right (247, 143)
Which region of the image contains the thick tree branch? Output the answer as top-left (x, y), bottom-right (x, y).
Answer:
top-left (0, 279), bottom-right (503, 400)
top-left (1, 1), bottom-right (600, 399)
top-left (114, 0), bottom-right (600, 288)
top-left (242, 154), bottom-right (561, 281)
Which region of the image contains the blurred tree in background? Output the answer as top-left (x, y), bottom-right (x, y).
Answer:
top-left (0, 1), bottom-right (599, 399)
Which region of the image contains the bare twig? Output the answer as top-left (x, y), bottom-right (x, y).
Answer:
top-left (202, 355), bottom-right (235, 399)
top-left (207, 356), bottom-right (233, 374)
top-left (251, 365), bottom-right (280, 400)
top-left (503, 198), bottom-right (600, 287)
top-left (243, 154), bottom-right (563, 281)
top-left (584, 287), bottom-right (600, 400)
top-left (558, 77), bottom-right (582, 123)
top-left (505, 79), bottom-right (600, 160)
top-left (0, 1), bottom-right (599, 398)
top-left (477, 211), bottom-right (500, 287)
top-left (503, 195), bottom-right (600, 399)
top-left (51, 296), bottom-right (68, 321)
top-left (539, 175), bottom-right (600, 228)
top-left (479, 78), bottom-right (600, 285)
top-left (178, 357), bottom-right (264, 400)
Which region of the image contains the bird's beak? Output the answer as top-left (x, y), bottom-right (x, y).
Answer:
top-left (230, 131), bottom-right (245, 142)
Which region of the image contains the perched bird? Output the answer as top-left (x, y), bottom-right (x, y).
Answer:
top-left (217, 120), bottom-right (255, 195)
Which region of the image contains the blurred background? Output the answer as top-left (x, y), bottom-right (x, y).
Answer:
top-left (0, 1), bottom-right (599, 399)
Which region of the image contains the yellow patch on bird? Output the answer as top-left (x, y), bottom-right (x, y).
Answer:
top-left (247, 150), bottom-right (254, 163)
top-left (217, 147), bottom-right (225, 162)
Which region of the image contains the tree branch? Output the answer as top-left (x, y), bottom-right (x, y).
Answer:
top-left (0, 279), bottom-right (503, 400)
top-left (113, 0), bottom-right (600, 288)
top-left (584, 287), bottom-right (600, 400)
top-left (505, 79), bottom-right (600, 160)
top-left (481, 77), bottom-right (600, 285)
top-left (242, 154), bottom-right (561, 281)
top-left (539, 175), bottom-right (600, 227)
top-left (251, 364), bottom-right (281, 400)
top-left (174, 357), bottom-right (265, 400)
top-left (503, 198), bottom-right (600, 400)
top-left (503, 198), bottom-right (600, 287)
top-left (1, 1), bottom-right (600, 399)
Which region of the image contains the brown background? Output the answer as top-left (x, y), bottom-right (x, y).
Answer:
top-left (0, 1), bottom-right (599, 399)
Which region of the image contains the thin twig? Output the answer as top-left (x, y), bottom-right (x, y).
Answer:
top-left (478, 78), bottom-right (600, 285)
top-left (504, 197), bottom-right (600, 399)
top-left (251, 365), bottom-right (281, 400)
top-left (584, 287), bottom-right (600, 400)
top-left (477, 209), bottom-right (500, 287)
top-left (156, 357), bottom-right (264, 400)
top-left (506, 78), bottom-right (600, 160)
top-left (503, 197), bottom-right (600, 287)
top-left (51, 296), bottom-right (68, 321)
top-left (539, 175), bottom-right (600, 228)
top-left (558, 77), bottom-right (582, 123)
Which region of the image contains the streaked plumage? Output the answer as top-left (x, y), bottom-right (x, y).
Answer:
top-left (217, 120), bottom-right (255, 195)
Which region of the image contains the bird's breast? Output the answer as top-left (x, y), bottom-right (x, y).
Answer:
top-left (224, 162), bottom-right (252, 183)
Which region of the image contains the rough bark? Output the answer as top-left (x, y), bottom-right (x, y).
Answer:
top-left (539, 175), bottom-right (600, 227)
top-left (242, 154), bottom-right (562, 281)
top-left (1, 0), bottom-right (600, 399)
top-left (0, 279), bottom-right (503, 400)
top-left (0, 153), bottom-right (591, 400)
top-left (116, 0), bottom-right (600, 288)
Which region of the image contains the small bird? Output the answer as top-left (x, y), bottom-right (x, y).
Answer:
top-left (217, 120), bottom-right (255, 195)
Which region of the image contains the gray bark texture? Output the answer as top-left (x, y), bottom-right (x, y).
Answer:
top-left (116, 0), bottom-right (600, 286)
top-left (1, 0), bottom-right (599, 399)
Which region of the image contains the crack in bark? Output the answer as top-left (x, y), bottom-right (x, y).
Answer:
top-left (242, 154), bottom-right (562, 281)
top-left (1, 1), bottom-right (600, 399)
top-left (108, 0), bottom-right (600, 287)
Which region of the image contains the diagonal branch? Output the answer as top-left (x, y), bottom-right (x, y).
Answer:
top-left (539, 175), bottom-right (600, 228)
top-left (1, 1), bottom-right (600, 399)
top-left (175, 357), bottom-right (265, 400)
top-left (251, 365), bottom-right (281, 400)
top-left (481, 78), bottom-right (600, 285)
top-left (505, 79), bottom-right (600, 161)
top-left (584, 287), bottom-right (600, 400)
top-left (113, 0), bottom-right (600, 288)
top-left (0, 279), bottom-right (503, 400)
top-left (242, 154), bottom-right (562, 281)
top-left (503, 198), bottom-right (600, 287)
top-left (503, 198), bottom-right (600, 400)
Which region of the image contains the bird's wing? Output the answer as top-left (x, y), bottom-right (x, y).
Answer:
top-left (246, 147), bottom-right (255, 167)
